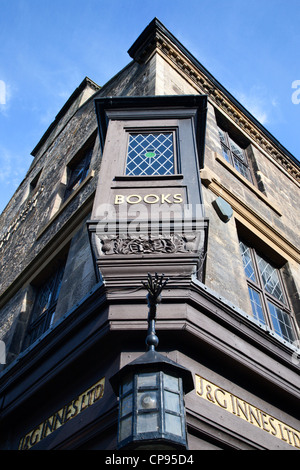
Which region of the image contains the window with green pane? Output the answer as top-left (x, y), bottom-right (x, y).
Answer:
top-left (126, 132), bottom-right (175, 176)
top-left (239, 240), bottom-right (297, 344)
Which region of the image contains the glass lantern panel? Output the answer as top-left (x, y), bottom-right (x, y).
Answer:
top-left (122, 376), bottom-right (133, 395)
top-left (137, 372), bottom-right (158, 388)
top-left (163, 374), bottom-right (179, 392)
top-left (121, 393), bottom-right (133, 417)
top-left (119, 415), bottom-right (132, 441)
top-left (164, 390), bottom-right (180, 413)
top-left (137, 391), bottom-right (158, 410)
top-left (137, 412), bottom-right (159, 434)
top-left (165, 413), bottom-right (182, 437)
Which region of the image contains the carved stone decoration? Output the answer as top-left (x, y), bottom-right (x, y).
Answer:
top-left (98, 232), bottom-right (202, 255)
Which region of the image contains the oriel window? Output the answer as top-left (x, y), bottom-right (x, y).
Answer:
top-left (239, 240), bottom-right (297, 344)
top-left (218, 126), bottom-right (252, 182)
top-left (125, 132), bottom-right (175, 176)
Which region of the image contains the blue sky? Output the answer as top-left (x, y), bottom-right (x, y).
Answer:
top-left (0, 0), bottom-right (299, 213)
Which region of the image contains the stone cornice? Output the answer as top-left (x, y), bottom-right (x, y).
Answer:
top-left (129, 19), bottom-right (300, 184)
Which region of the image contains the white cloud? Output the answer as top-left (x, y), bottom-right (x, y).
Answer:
top-left (234, 85), bottom-right (280, 126)
top-left (0, 80), bottom-right (6, 105)
top-left (235, 89), bottom-right (269, 125)
top-left (0, 80), bottom-right (13, 115)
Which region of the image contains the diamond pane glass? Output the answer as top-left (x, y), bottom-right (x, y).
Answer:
top-left (218, 128), bottom-right (226, 144)
top-left (248, 286), bottom-right (266, 324)
top-left (256, 255), bottom-right (285, 302)
top-left (126, 133), bottom-right (174, 176)
top-left (229, 138), bottom-right (245, 161)
top-left (221, 144), bottom-right (231, 163)
top-left (239, 241), bottom-right (256, 281)
top-left (33, 275), bottom-right (57, 318)
top-left (233, 157), bottom-right (251, 180)
top-left (268, 302), bottom-right (295, 343)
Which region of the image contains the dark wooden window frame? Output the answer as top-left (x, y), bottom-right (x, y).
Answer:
top-left (239, 239), bottom-right (297, 344)
top-left (64, 146), bottom-right (93, 201)
top-left (218, 125), bottom-right (253, 182)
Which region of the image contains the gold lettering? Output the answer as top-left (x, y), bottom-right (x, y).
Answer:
top-left (236, 398), bottom-right (248, 421)
top-left (284, 427), bottom-right (293, 445)
top-left (260, 411), bottom-right (270, 432)
top-left (53, 408), bottom-right (64, 429)
top-left (173, 193), bottom-right (183, 203)
top-left (292, 431), bottom-right (300, 448)
top-left (42, 416), bottom-right (54, 438)
top-left (71, 398), bottom-right (79, 418)
top-left (161, 194), bottom-right (172, 204)
top-left (269, 417), bottom-right (277, 436)
top-left (22, 435), bottom-right (31, 450)
top-left (195, 374), bottom-right (300, 449)
top-left (230, 394), bottom-right (237, 415)
top-left (126, 194), bottom-right (142, 204)
top-left (278, 423), bottom-right (288, 442)
top-left (18, 377), bottom-right (106, 450)
top-left (64, 403), bottom-right (74, 423)
top-left (94, 383), bottom-right (105, 402)
top-left (205, 385), bottom-right (215, 403)
top-left (249, 406), bottom-right (262, 428)
top-left (196, 376), bottom-right (203, 396)
top-left (80, 392), bottom-right (89, 412)
top-left (114, 195), bottom-right (124, 205)
top-left (144, 194), bottom-right (160, 204)
top-left (29, 426), bottom-right (42, 447)
top-left (214, 388), bottom-right (227, 409)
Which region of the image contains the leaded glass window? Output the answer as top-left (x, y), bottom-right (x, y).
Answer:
top-left (218, 126), bottom-right (252, 182)
top-left (26, 263), bottom-right (65, 347)
top-left (64, 146), bottom-right (93, 200)
top-left (126, 132), bottom-right (174, 176)
top-left (239, 240), bottom-right (297, 344)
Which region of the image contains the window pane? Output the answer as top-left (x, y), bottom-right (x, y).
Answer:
top-left (221, 144), bottom-right (231, 163)
top-left (233, 156), bottom-right (251, 180)
top-left (121, 393), bottom-right (133, 417)
top-left (119, 415), bottom-right (132, 441)
top-left (33, 274), bottom-right (57, 318)
top-left (163, 374), bottom-right (179, 392)
top-left (122, 376), bottom-right (133, 395)
top-left (268, 302), bottom-right (295, 343)
top-left (126, 133), bottom-right (174, 176)
top-left (256, 255), bottom-right (285, 302)
top-left (137, 391), bottom-right (158, 410)
top-left (239, 241), bottom-right (256, 281)
top-left (164, 390), bottom-right (180, 413)
top-left (137, 412), bottom-right (159, 433)
top-left (165, 413), bottom-right (182, 436)
top-left (248, 287), bottom-right (266, 324)
top-left (218, 127), bottom-right (226, 144)
top-left (137, 372), bottom-right (158, 388)
top-left (229, 138), bottom-right (245, 161)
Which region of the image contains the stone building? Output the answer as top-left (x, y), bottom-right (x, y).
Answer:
top-left (0, 18), bottom-right (299, 450)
